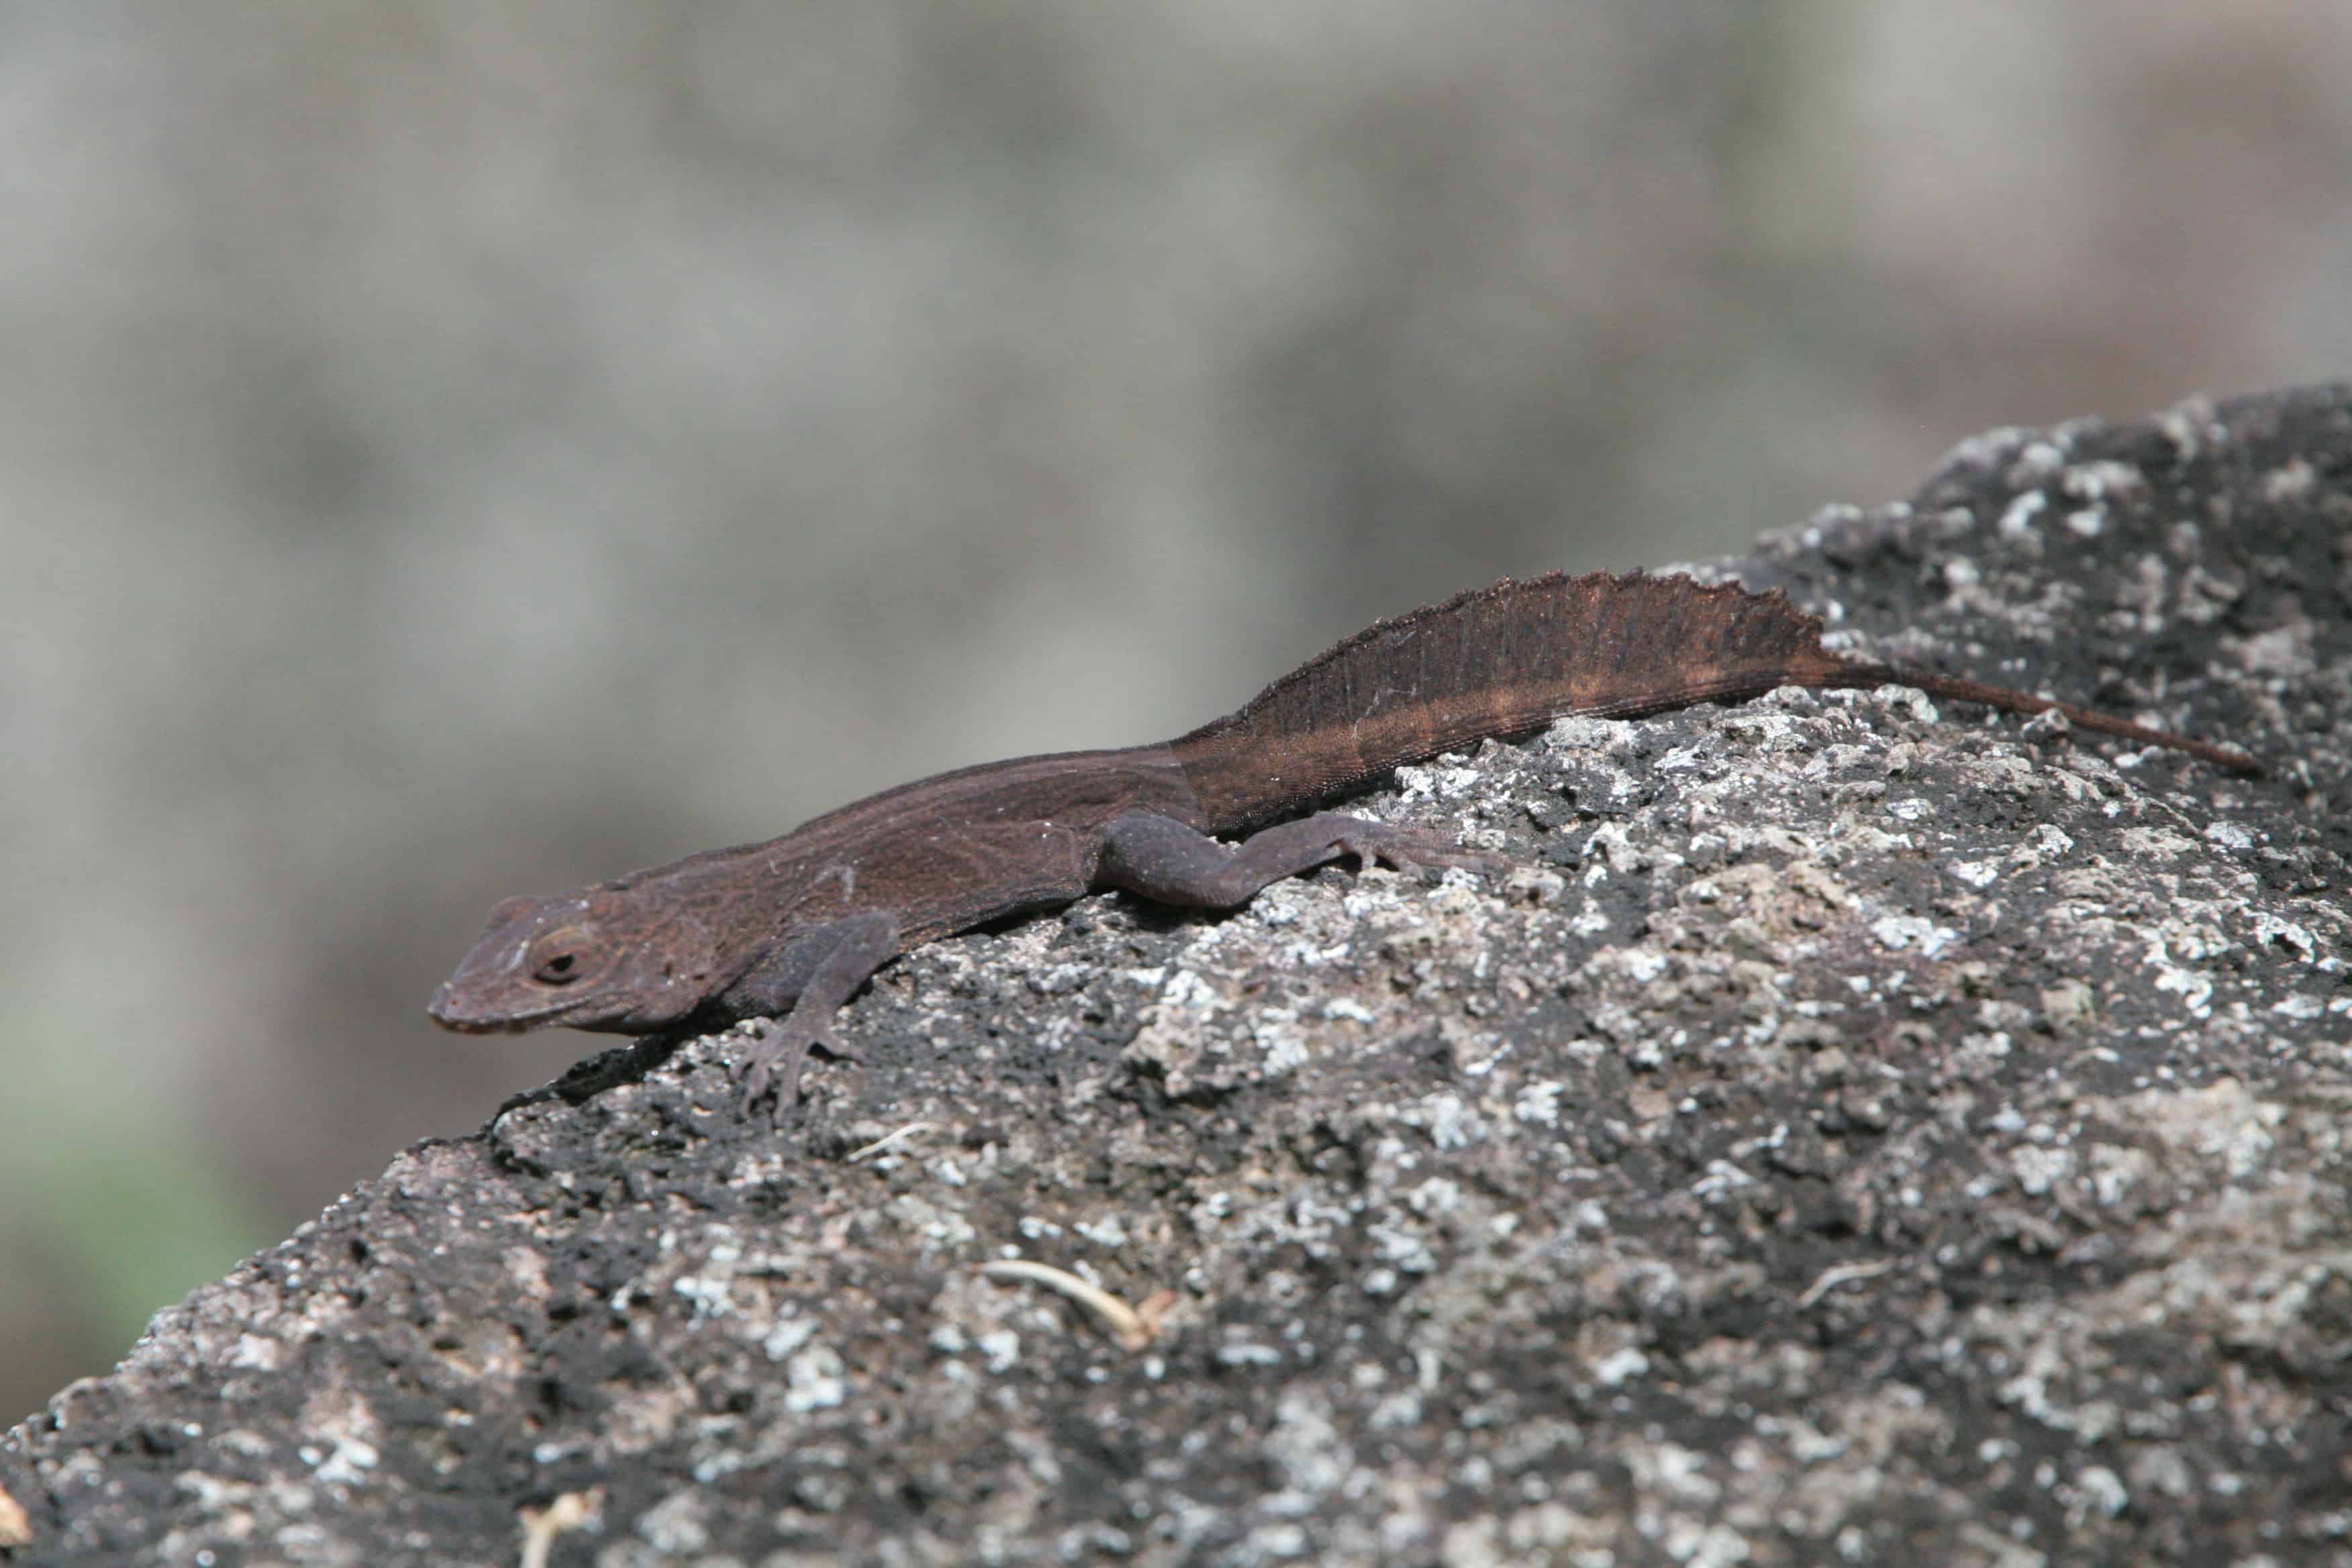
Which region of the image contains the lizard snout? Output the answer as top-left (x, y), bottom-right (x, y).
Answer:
top-left (426, 984), bottom-right (509, 1034)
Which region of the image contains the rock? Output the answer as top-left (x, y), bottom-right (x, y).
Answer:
top-left (7, 385), bottom-right (2349, 1566)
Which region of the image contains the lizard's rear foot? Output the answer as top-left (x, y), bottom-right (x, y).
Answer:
top-left (1331, 820), bottom-right (1508, 879)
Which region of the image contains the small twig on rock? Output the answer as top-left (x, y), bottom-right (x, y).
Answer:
top-left (981, 1261), bottom-right (1164, 1351)
top-left (1798, 1258), bottom-right (1900, 1308)
top-left (518, 1488), bottom-right (601, 1568)
top-left (846, 1122), bottom-right (941, 1163)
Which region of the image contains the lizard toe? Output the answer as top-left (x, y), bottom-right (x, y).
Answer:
top-left (1336, 824), bottom-right (1494, 879)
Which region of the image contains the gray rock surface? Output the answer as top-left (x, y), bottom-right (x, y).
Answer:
top-left (6, 385), bottom-right (2349, 1566)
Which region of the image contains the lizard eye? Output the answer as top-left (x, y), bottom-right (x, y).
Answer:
top-left (528, 928), bottom-right (592, 987)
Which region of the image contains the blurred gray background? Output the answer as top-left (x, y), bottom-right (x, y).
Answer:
top-left (5, 1), bottom-right (2349, 1421)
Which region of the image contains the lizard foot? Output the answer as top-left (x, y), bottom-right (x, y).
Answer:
top-left (732, 1018), bottom-right (862, 1121)
top-left (1334, 822), bottom-right (1508, 880)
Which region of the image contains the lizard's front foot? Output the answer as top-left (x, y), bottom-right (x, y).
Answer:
top-left (732, 1018), bottom-right (862, 1120)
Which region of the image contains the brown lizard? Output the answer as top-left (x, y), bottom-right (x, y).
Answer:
top-left (429, 571), bottom-right (2255, 1114)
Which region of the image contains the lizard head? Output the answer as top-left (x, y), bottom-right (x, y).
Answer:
top-left (428, 884), bottom-right (720, 1036)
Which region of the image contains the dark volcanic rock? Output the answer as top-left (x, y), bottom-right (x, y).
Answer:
top-left (7, 385), bottom-right (2350, 1566)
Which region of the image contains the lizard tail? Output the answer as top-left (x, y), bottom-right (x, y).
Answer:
top-left (1171, 572), bottom-right (1851, 827)
top-left (1169, 572), bottom-right (2251, 830)
top-left (1812, 664), bottom-right (2259, 775)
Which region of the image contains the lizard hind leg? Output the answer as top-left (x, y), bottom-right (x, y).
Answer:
top-left (1093, 809), bottom-right (1500, 911)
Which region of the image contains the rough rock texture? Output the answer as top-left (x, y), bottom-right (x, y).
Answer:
top-left (7, 385), bottom-right (2350, 1567)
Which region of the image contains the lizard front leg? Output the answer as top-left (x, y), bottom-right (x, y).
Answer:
top-left (721, 910), bottom-right (901, 1117)
top-left (1092, 810), bottom-right (1500, 910)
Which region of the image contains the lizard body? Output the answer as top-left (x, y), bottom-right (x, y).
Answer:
top-left (430, 571), bottom-right (2254, 1112)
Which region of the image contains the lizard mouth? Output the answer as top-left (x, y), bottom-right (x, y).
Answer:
top-left (427, 1011), bottom-right (528, 1035)
top-left (426, 987), bottom-right (605, 1034)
